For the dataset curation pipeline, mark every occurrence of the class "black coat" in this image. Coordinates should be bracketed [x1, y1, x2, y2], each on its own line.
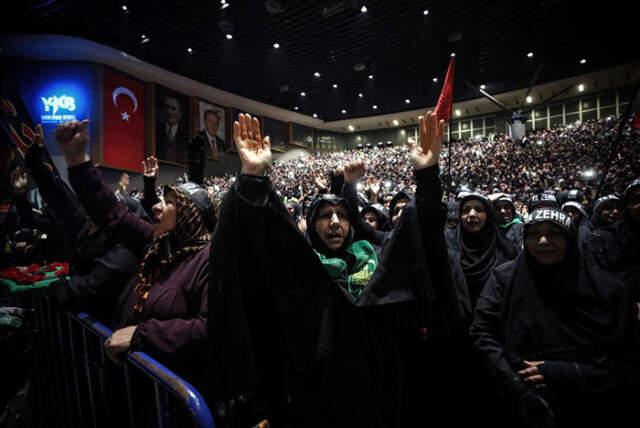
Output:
[208, 165, 471, 427]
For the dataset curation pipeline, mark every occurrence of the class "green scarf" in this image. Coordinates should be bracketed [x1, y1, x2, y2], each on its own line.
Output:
[315, 240, 379, 299]
[499, 217, 523, 229]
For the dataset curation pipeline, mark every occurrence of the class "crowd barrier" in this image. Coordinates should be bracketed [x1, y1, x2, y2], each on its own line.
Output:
[28, 294, 215, 428]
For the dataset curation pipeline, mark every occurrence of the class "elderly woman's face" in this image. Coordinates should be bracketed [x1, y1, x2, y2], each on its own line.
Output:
[315, 203, 350, 251]
[152, 191, 178, 237]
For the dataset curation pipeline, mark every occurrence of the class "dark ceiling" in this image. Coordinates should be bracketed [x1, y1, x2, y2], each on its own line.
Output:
[8, 0, 639, 121]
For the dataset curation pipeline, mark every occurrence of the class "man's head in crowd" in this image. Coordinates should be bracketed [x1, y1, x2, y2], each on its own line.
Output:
[460, 194, 491, 234]
[524, 208, 574, 266]
[204, 110, 221, 137]
[162, 96, 182, 126]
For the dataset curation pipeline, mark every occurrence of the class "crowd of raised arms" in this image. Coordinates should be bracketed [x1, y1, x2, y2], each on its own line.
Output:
[1, 110, 639, 428]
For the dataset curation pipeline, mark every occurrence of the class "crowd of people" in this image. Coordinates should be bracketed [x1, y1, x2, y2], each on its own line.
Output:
[0, 110, 639, 427]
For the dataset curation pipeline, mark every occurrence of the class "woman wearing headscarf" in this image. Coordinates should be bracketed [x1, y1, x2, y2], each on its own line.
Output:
[54, 120, 214, 389]
[446, 193, 518, 308]
[583, 194, 624, 247]
[209, 112, 470, 427]
[471, 207, 640, 427]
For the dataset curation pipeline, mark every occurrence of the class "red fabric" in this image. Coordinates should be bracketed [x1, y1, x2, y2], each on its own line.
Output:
[102, 68, 145, 172]
[632, 111, 640, 130]
[434, 57, 456, 123]
[0, 262, 69, 284]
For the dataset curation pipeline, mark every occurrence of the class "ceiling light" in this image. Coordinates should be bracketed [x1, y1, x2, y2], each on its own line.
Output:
[358, 93, 364, 98]
[423, 9, 429, 15]
[578, 84, 585, 92]
[368, 74, 374, 79]
[221, 2, 229, 9]
[341, 109, 347, 114]
[433, 77, 438, 83]
[187, 48, 193, 53]
[141, 34, 146, 39]
[141, 37, 150, 44]
[480, 84, 486, 90]
[273, 43, 280, 49]
[300, 91, 306, 97]
[450, 52, 456, 57]
[526, 96, 533, 103]
[294, 106, 299, 110]
[332, 83, 338, 88]
[348, 125, 355, 131]
[372, 105, 378, 110]
[314, 72, 321, 77]
[527, 52, 534, 58]
[392, 119, 399, 126]
[121, 5, 128, 11]
[361, 5, 368, 13]
[313, 113, 318, 118]
[405, 99, 410, 104]
[226, 33, 233, 40]
[580, 58, 587, 64]
[455, 109, 461, 117]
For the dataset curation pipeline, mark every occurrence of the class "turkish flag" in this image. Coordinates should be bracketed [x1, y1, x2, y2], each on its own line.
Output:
[434, 56, 456, 123]
[103, 68, 145, 172]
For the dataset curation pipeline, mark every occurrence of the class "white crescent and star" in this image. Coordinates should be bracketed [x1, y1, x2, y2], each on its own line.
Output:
[112, 86, 138, 122]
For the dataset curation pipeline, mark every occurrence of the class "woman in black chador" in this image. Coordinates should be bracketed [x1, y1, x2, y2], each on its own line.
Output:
[471, 207, 640, 427]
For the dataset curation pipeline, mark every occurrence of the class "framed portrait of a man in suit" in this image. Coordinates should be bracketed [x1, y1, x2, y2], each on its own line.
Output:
[156, 86, 189, 164]
[197, 100, 227, 160]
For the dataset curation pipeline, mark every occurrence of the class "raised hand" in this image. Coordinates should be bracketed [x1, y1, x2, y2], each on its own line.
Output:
[314, 175, 328, 191]
[343, 160, 365, 183]
[55, 119, 90, 167]
[409, 111, 445, 170]
[234, 113, 271, 176]
[10, 166, 28, 195]
[142, 156, 159, 179]
[368, 177, 381, 195]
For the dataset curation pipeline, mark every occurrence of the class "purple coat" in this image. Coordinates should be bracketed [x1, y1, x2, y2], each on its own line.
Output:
[68, 162, 209, 384]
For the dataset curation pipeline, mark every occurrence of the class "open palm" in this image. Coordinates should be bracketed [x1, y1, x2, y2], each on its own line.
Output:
[409, 111, 445, 170]
[234, 113, 272, 175]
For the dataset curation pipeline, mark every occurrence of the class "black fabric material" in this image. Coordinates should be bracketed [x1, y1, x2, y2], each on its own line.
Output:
[448, 195, 518, 307]
[471, 240, 640, 426]
[208, 166, 470, 427]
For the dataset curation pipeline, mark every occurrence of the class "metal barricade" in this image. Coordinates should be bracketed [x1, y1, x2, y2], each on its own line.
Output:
[30, 294, 215, 428]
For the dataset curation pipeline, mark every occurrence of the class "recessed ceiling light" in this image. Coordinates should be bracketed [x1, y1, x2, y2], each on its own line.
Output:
[354, 63, 366, 71]
[358, 93, 364, 98]
[423, 9, 429, 15]
[405, 99, 410, 104]
[226, 33, 233, 40]
[433, 77, 438, 83]
[372, 105, 378, 110]
[273, 43, 280, 49]
[392, 119, 399, 126]
[141, 34, 146, 39]
[294, 106, 299, 110]
[341, 109, 347, 114]
[361, 5, 368, 13]
[527, 52, 534, 58]
[480, 84, 486, 90]
[141, 37, 150, 44]
[348, 125, 355, 131]
[313, 113, 318, 118]
[580, 58, 587, 64]
[121, 5, 128, 11]
[368, 74, 374, 79]
[450, 52, 456, 57]
[314, 72, 321, 78]
[455, 109, 462, 117]
[526, 96, 533, 103]
[300, 91, 306, 97]
[332, 83, 338, 88]
[578, 83, 585, 92]
[187, 48, 193, 53]
[221, 2, 229, 9]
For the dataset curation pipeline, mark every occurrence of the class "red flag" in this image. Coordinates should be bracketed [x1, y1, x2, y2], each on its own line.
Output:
[103, 68, 145, 172]
[434, 56, 456, 123]
[632, 111, 640, 130]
